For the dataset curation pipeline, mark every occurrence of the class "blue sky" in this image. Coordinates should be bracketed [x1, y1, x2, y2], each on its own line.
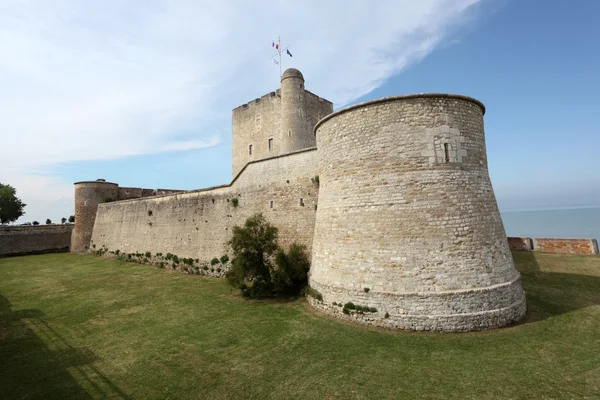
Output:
[1, 0, 599, 223]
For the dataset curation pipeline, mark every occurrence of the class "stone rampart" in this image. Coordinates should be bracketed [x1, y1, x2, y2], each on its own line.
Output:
[508, 237, 534, 251]
[0, 225, 73, 257]
[309, 94, 526, 332]
[90, 149, 320, 262]
[533, 238, 599, 255]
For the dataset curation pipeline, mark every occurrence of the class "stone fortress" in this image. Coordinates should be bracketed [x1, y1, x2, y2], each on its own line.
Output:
[71, 68, 527, 332]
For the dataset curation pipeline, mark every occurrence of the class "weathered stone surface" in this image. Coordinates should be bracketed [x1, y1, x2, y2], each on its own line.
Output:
[89, 149, 320, 261]
[508, 237, 533, 251]
[231, 71, 332, 178]
[308, 94, 527, 331]
[534, 238, 599, 255]
[0, 225, 73, 257]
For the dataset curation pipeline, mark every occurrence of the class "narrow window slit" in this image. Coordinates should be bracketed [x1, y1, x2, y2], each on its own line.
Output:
[444, 143, 450, 163]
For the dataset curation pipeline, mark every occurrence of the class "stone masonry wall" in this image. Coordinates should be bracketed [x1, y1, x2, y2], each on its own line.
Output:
[90, 149, 319, 262]
[309, 94, 526, 332]
[508, 237, 534, 251]
[232, 91, 282, 179]
[534, 238, 599, 255]
[0, 225, 73, 257]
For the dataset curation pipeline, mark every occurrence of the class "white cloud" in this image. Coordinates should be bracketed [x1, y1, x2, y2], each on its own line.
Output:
[0, 0, 485, 222]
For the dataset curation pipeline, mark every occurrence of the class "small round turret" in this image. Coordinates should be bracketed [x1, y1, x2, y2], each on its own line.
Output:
[280, 68, 315, 153]
[71, 180, 118, 252]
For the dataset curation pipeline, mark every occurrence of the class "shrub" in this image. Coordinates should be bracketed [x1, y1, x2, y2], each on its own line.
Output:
[172, 255, 179, 264]
[305, 286, 323, 301]
[32, 221, 39, 225]
[226, 213, 278, 298]
[46, 218, 52, 224]
[211, 257, 220, 266]
[220, 255, 229, 264]
[195, 258, 199, 263]
[370, 307, 378, 313]
[385, 312, 390, 319]
[158, 262, 165, 269]
[273, 243, 310, 296]
[68, 215, 75, 223]
[364, 287, 370, 293]
[203, 265, 209, 271]
[127, 254, 132, 259]
[210, 268, 215, 272]
[143, 258, 149, 263]
[165, 253, 173, 260]
[156, 252, 163, 257]
[115, 249, 120, 255]
[312, 175, 319, 184]
[184, 258, 194, 266]
[145, 251, 151, 258]
[231, 198, 239, 207]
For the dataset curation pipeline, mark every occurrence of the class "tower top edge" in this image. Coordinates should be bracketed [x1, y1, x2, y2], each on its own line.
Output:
[314, 93, 486, 134]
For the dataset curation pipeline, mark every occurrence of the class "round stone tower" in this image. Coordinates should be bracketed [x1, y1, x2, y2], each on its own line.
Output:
[280, 68, 316, 153]
[71, 180, 119, 252]
[309, 94, 526, 332]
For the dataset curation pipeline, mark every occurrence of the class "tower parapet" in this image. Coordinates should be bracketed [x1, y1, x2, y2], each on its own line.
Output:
[309, 93, 526, 331]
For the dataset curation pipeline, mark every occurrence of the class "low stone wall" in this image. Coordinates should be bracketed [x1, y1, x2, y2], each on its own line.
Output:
[507, 237, 534, 251]
[533, 238, 599, 255]
[0, 225, 73, 257]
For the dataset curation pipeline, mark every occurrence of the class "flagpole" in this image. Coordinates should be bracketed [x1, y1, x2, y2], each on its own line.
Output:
[278, 35, 282, 78]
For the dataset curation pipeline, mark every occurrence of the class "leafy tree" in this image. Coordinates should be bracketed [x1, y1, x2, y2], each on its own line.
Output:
[68, 215, 75, 223]
[0, 183, 26, 224]
[226, 213, 311, 298]
[32, 221, 39, 225]
[61, 217, 67, 224]
[46, 218, 52, 225]
[227, 213, 279, 298]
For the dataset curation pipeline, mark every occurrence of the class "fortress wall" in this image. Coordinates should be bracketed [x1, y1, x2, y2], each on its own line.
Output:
[90, 149, 319, 260]
[508, 237, 534, 251]
[232, 91, 282, 178]
[533, 238, 599, 255]
[309, 94, 526, 331]
[0, 225, 73, 257]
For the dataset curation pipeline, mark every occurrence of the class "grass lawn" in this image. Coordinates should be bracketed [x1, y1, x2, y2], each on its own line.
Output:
[1, 252, 599, 399]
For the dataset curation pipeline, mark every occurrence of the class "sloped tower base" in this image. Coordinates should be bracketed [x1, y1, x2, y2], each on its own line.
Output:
[309, 94, 526, 332]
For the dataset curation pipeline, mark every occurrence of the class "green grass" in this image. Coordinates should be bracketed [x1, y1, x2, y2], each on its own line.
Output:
[1, 252, 599, 399]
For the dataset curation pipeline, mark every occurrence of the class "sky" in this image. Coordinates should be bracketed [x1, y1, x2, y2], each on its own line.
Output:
[1, 0, 599, 224]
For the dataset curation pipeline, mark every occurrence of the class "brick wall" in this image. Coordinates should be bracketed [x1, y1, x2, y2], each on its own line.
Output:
[534, 238, 599, 255]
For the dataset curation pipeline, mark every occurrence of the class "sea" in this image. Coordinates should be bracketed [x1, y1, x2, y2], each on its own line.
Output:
[500, 206, 600, 239]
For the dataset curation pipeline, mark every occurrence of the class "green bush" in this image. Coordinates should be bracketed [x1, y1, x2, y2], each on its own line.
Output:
[145, 251, 151, 258]
[226, 213, 278, 298]
[115, 249, 120, 255]
[273, 243, 311, 296]
[220, 255, 229, 264]
[304, 286, 323, 301]
[143, 258, 149, 264]
[363, 287, 370, 293]
[211, 257, 220, 266]
[165, 253, 173, 260]
[203, 266, 209, 271]
[384, 312, 390, 318]
[231, 198, 239, 207]
[184, 258, 194, 266]
[226, 213, 311, 299]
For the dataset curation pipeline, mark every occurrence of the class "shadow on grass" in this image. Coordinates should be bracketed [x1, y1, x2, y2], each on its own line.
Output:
[514, 251, 600, 324]
[0, 293, 130, 400]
